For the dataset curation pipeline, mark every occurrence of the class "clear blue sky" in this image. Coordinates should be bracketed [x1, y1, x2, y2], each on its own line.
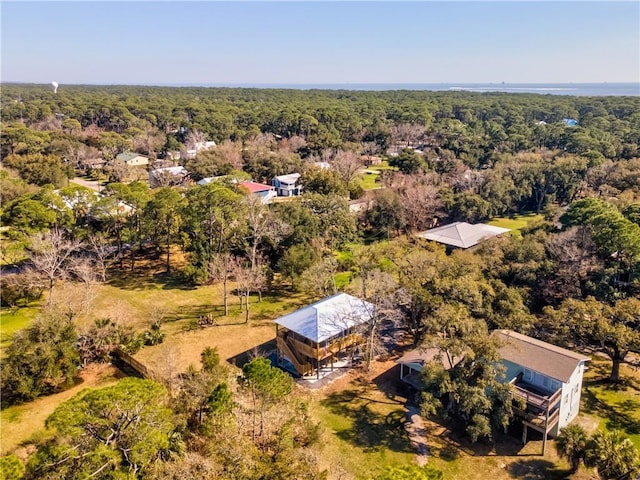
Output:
[1, 1, 639, 85]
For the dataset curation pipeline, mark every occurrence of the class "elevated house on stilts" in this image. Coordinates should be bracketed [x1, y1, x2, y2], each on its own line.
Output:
[274, 293, 374, 380]
[397, 330, 590, 454]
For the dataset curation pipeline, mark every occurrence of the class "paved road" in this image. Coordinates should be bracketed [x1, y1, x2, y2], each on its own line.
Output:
[70, 177, 102, 192]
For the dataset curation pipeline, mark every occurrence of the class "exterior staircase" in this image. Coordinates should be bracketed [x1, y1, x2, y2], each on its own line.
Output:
[277, 336, 313, 376]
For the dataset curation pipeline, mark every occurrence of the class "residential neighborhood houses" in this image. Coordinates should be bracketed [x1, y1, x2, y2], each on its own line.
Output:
[149, 165, 190, 188]
[272, 172, 302, 197]
[238, 180, 278, 203]
[115, 151, 149, 167]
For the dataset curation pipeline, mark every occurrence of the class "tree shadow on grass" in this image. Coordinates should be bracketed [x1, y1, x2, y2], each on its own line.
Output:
[582, 387, 640, 435]
[226, 339, 277, 368]
[320, 387, 414, 453]
[506, 459, 569, 480]
[107, 269, 196, 291]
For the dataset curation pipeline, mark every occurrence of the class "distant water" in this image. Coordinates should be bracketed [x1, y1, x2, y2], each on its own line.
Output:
[166, 82, 640, 96]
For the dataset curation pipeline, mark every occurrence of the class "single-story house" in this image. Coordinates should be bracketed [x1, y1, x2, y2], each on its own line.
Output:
[415, 222, 510, 249]
[274, 293, 374, 379]
[238, 181, 277, 204]
[149, 166, 190, 188]
[272, 173, 302, 197]
[397, 330, 590, 454]
[116, 152, 149, 167]
[397, 348, 461, 390]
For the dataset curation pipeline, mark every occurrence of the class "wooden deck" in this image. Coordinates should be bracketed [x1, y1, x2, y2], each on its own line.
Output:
[276, 329, 364, 378]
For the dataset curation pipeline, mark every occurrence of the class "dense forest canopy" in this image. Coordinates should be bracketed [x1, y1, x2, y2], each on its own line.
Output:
[1, 84, 639, 479]
[2, 83, 640, 162]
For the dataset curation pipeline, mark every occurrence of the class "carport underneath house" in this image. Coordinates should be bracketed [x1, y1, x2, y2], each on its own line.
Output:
[273, 293, 374, 380]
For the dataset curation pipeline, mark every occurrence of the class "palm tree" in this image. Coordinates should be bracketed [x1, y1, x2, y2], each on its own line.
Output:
[555, 424, 588, 473]
[584, 430, 639, 480]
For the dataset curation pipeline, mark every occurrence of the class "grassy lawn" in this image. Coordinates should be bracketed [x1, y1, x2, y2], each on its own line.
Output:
[487, 212, 543, 235]
[310, 365, 416, 479]
[0, 305, 40, 348]
[579, 357, 640, 449]
[309, 362, 579, 480]
[0, 364, 123, 454]
[357, 170, 381, 190]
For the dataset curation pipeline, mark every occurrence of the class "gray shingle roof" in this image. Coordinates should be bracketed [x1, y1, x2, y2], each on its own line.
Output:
[494, 330, 590, 383]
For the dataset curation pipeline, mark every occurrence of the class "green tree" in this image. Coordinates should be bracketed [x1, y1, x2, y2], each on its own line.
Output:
[0, 455, 26, 480]
[1, 196, 58, 234]
[278, 244, 318, 288]
[562, 198, 640, 269]
[584, 430, 639, 480]
[174, 347, 229, 431]
[26, 378, 174, 480]
[144, 187, 186, 273]
[544, 296, 640, 382]
[301, 167, 348, 197]
[1, 315, 79, 405]
[240, 357, 293, 442]
[419, 313, 521, 441]
[3, 153, 73, 187]
[555, 424, 588, 473]
[182, 183, 242, 282]
[389, 148, 426, 174]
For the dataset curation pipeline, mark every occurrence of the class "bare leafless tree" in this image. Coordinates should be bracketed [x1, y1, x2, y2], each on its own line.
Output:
[298, 256, 339, 299]
[132, 124, 166, 158]
[332, 150, 364, 185]
[185, 129, 208, 150]
[390, 123, 425, 147]
[361, 141, 380, 157]
[30, 229, 81, 305]
[232, 259, 266, 324]
[104, 158, 130, 183]
[208, 252, 235, 316]
[452, 169, 485, 194]
[357, 270, 408, 371]
[215, 140, 243, 170]
[543, 226, 604, 302]
[397, 175, 445, 232]
[88, 234, 116, 283]
[70, 257, 99, 314]
[243, 196, 290, 271]
[279, 135, 307, 153]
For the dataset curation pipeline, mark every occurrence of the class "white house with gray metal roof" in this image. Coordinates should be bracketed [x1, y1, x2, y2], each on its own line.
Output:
[397, 329, 590, 453]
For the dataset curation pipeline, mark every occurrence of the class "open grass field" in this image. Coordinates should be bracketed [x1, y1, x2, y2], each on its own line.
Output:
[487, 213, 544, 235]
